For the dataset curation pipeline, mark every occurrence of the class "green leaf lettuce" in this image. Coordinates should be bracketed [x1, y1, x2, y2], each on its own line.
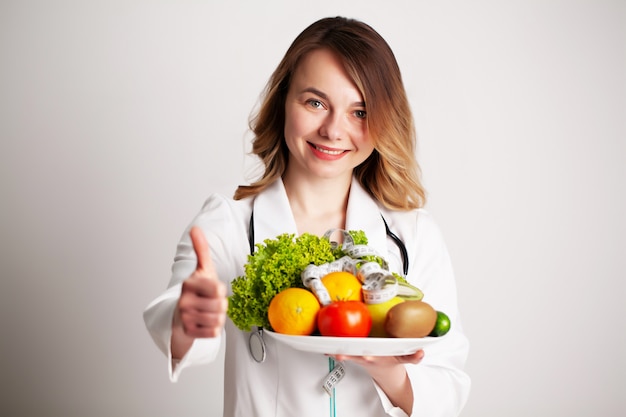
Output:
[227, 231, 369, 331]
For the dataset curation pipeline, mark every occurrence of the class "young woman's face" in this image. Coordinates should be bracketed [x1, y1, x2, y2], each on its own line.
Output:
[283, 48, 374, 182]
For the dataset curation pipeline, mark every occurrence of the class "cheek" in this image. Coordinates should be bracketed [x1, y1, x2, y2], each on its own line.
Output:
[354, 136, 375, 166]
[283, 114, 306, 158]
[356, 132, 375, 154]
[284, 105, 302, 139]
[285, 107, 318, 143]
[283, 118, 299, 154]
[362, 138, 375, 153]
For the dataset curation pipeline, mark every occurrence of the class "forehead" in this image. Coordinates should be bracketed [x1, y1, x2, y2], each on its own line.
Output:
[290, 48, 361, 96]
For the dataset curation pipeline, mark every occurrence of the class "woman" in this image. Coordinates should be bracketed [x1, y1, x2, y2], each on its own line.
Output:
[144, 16, 470, 417]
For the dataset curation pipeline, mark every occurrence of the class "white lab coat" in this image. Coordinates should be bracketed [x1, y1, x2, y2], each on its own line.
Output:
[144, 178, 471, 417]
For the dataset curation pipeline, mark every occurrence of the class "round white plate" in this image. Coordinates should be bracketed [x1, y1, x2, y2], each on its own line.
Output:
[264, 330, 441, 356]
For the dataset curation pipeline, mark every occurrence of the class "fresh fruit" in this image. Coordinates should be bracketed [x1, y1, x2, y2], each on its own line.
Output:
[396, 279, 424, 300]
[317, 300, 372, 337]
[268, 288, 321, 335]
[366, 296, 404, 337]
[429, 311, 451, 337]
[321, 271, 363, 302]
[384, 300, 437, 338]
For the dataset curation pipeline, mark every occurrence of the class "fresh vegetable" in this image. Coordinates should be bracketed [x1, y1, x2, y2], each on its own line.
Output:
[385, 300, 437, 338]
[317, 300, 372, 337]
[228, 231, 368, 331]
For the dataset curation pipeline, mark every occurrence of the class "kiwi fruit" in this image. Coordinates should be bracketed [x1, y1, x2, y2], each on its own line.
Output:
[384, 300, 437, 338]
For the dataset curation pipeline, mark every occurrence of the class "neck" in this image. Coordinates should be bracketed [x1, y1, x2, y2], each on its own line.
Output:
[282, 173, 352, 235]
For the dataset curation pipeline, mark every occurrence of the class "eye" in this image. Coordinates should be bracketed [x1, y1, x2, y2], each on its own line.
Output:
[354, 110, 367, 119]
[306, 99, 324, 109]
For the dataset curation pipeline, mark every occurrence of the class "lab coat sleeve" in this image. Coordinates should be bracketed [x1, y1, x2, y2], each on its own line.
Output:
[143, 194, 248, 382]
[143, 282, 222, 382]
[407, 210, 471, 417]
[375, 209, 471, 417]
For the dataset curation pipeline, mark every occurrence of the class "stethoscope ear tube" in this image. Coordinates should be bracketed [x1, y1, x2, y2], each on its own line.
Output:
[380, 215, 409, 276]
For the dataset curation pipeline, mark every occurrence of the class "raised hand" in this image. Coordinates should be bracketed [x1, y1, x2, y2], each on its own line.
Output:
[175, 226, 228, 339]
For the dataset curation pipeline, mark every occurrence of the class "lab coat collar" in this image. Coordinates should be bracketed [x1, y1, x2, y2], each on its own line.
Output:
[345, 178, 388, 258]
[252, 179, 298, 245]
[252, 177, 387, 257]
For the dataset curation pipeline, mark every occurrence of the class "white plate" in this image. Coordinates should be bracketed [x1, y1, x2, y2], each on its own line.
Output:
[264, 330, 441, 356]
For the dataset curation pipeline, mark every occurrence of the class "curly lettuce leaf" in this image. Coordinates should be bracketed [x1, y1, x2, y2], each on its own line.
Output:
[227, 233, 338, 331]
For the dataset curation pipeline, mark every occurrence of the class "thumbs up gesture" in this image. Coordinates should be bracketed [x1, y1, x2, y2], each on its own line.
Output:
[175, 226, 228, 339]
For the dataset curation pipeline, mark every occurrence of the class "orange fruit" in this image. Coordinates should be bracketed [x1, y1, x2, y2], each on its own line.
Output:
[268, 288, 321, 335]
[321, 271, 363, 302]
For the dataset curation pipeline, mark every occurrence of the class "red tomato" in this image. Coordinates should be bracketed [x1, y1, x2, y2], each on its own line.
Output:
[317, 301, 372, 337]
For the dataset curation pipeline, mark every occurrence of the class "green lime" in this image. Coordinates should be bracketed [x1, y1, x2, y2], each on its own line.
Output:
[429, 311, 451, 337]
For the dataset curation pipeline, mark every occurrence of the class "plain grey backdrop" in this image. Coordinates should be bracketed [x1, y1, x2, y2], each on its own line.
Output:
[1, 0, 624, 416]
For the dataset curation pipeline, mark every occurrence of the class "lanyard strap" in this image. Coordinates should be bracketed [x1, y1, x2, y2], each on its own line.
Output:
[329, 357, 337, 417]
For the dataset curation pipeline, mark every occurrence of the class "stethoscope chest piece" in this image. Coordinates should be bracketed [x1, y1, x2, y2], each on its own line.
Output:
[248, 327, 266, 363]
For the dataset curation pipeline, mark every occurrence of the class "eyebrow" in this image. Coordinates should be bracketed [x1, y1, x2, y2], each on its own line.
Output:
[301, 87, 366, 108]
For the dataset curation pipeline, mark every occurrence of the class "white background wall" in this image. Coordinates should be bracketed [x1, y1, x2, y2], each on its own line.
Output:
[1, 1, 624, 416]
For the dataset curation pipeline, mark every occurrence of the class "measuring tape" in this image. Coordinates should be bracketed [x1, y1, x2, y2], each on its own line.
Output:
[301, 229, 399, 306]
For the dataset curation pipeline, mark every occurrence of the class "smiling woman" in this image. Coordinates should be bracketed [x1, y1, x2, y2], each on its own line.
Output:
[234, 17, 425, 211]
[2, 1, 623, 416]
[143, 16, 470, 417]
[283, 48, 374, 183]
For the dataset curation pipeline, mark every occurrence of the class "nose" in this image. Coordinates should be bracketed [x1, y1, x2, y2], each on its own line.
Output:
[319, 111, 345, 141]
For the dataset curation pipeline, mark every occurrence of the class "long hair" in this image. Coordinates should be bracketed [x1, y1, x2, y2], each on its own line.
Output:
[234, 17, 426, 210]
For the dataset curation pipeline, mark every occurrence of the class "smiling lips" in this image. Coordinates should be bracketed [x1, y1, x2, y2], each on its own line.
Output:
[309, 142, 347, 158]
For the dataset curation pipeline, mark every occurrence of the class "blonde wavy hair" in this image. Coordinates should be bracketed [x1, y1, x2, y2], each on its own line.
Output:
[234, 17, 426, 210]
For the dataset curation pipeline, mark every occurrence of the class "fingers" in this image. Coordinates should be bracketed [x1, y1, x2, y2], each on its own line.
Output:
[178, 286, 229, 338]
[178, 226, 227, 338]
[180, 280, 227, 307]
[412, 349, 425, 362]
[182, 274, 227, 299]
[181, 312, 225, 338]
[190, 226, 215, 277]
[180, 299, 227, 337]
[333, 354, 374, 363]
[332, 349, 425, 366]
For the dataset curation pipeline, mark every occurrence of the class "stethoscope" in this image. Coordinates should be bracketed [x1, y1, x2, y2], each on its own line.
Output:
[247, 213, 409, 363]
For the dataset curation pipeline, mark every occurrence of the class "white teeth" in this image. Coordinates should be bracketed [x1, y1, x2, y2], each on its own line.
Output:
[314, 145, 343, 155]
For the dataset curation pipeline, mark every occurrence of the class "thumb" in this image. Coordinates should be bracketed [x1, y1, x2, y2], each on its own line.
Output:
[190, 226, 216, 277]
